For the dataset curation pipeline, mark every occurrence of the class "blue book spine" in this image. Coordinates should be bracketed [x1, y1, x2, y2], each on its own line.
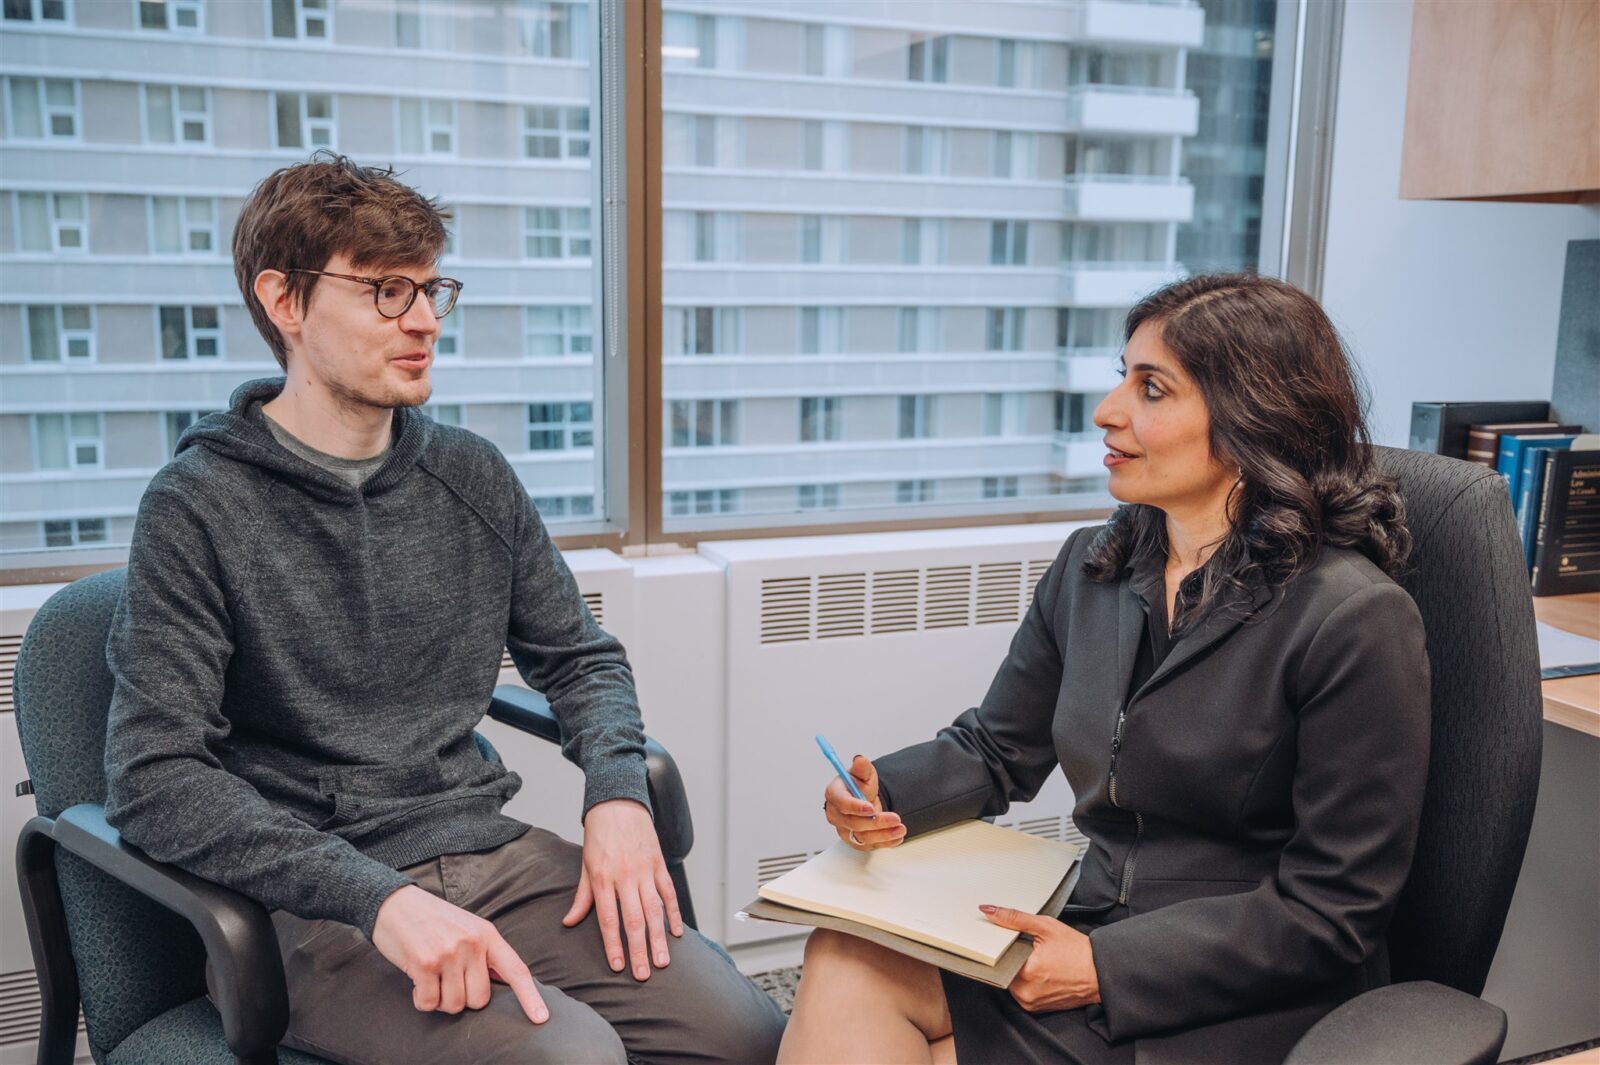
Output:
[1518, 440, 1578, 567]
[1502, 433, 1579, 521]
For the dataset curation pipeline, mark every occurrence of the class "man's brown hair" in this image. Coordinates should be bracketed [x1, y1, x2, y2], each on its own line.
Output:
[232, 151, 450, 368]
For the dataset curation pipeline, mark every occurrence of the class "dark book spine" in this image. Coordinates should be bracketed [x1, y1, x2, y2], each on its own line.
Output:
[1532, 455, 1600, 596]
[1530, 453, 1560, 591]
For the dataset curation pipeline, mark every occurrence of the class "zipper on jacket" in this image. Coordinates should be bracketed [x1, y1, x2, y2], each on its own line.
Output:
[1108, 705, 1127, 806]
[1118, 812, 1144, 906]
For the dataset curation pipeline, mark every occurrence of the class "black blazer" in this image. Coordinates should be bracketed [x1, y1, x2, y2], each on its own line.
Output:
[874, 525, 1431, 1064]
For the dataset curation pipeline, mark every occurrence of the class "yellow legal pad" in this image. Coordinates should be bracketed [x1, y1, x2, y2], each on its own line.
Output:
[754, 820, 1081, 969]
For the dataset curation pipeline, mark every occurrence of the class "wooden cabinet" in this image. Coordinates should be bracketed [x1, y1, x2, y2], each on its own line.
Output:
[1400, 0, 1600, 203]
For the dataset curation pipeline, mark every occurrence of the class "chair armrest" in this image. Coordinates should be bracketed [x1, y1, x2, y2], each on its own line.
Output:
[488, 686, 694, 864]
[1283, 981, 1506, 1065]
[50, 804, 289, 1064]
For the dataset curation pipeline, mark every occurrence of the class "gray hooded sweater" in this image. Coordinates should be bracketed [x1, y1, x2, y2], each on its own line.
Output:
[104, 378, 649, 936]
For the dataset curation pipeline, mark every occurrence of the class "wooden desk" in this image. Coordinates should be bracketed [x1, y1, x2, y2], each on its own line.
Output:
[1534, 592, 1600, 738]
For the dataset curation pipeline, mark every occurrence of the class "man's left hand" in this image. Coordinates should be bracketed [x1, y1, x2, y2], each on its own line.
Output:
[562, 798, 684, 981]
[981, 904, 1101, 1012]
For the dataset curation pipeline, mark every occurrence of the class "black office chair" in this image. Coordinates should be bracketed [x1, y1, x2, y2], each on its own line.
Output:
[1283, 446, 1544, 1065]
[12, 568, 697, 1065]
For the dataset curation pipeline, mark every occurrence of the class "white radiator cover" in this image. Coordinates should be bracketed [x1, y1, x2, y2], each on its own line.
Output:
[701, 521, 1095, 946]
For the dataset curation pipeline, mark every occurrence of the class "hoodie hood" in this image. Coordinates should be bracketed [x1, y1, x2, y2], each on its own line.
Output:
[176, 377, 432, 504]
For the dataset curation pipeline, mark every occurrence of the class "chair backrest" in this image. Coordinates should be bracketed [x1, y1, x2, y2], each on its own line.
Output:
[13, 568, 210, 1060]
[1373, 446, 1543, 994]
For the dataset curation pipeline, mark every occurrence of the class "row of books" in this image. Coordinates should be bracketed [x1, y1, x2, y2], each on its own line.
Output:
[1410, 400, 1598, 597]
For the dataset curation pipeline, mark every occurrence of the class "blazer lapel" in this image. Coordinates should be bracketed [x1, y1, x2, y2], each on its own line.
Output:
[1139, 582, 1274, 696]
[1114, 578, 1146, 707]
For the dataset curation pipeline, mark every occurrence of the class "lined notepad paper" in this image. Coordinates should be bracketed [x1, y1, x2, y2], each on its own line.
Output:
[757, 820, 1080, 966]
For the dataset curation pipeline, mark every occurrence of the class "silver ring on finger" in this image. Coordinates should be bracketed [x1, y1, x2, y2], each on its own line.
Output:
[848, 830, 863, 846]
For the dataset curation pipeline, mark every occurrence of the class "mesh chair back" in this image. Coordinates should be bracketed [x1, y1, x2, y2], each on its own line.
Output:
[13, 569, 209, 1060]
[1374, 446, 1543, 994]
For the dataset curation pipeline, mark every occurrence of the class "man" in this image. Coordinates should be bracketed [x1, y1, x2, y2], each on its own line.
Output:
[103, 154, 785, 1064]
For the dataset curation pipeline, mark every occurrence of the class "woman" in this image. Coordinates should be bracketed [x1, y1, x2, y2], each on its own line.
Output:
[778, 274, 1430, 1065]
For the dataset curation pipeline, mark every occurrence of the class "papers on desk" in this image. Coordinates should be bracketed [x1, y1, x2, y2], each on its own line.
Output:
[1537, 620, 1600, 680]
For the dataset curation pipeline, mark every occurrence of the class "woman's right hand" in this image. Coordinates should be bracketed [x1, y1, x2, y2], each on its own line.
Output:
[823, 755, 906, 851]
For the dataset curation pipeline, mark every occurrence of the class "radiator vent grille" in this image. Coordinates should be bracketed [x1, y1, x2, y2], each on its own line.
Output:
[0, 634, 22, 714]
[0, 969, 84, 1048]
[992, 814, 1089, 851]
[755, 851, 822, 886]
[758, 560, 1053, 644]
[498, 591, 605, 671]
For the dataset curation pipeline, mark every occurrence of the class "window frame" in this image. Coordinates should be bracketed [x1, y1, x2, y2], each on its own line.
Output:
[397, 96, 457, 156]
[32, 411, 104, 472]
[155, 304, 224, 360]
[5, 0, 71, 23]
[142, 83, 211, 145]
[136, 0, 204, 32]
[267, 0, 332, 42]
[271, 90, 337, 151]
[25, 304, 96, 363]
[4, 76, 81, 141]
[148, 195, 219, 256]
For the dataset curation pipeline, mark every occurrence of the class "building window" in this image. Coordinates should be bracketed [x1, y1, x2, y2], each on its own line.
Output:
[525, 305, 593, 356]
[1057, 306, 1122, 350]
[900, 218, 944, 265]
[669, 489, 738, 516]
[422, 403, 463, 426]
[897, 395, 937, 439]
[5, 0, 69, 22]
[527, 402, 593, 450]
[903, 126, 946, 176]
[668, 399, 739, 448]
[986, 308, 1026, 351]
[273, 92, 335, 150]
[524, 105, 590, 159]
[799, 215, 845, 265]
[150, 196, 218, 254]
[5, 77, 78, 140]
[799, 397, 841, 442]
[992, 130, 1037, 179]
[996, 40, 1037, 89]
[982, 476, 1020, 499]
[138, 0, 202, 30]
[34, 412, 103, 470]
[667, 306, 739, 356]
[16, 191, 86, 252]
[983, 393, 1027, 436]
[799, 307, 843, 355]
[42, 518, 108, 547]
[163, 409, 217, 455]
[675, 113, 738, 167]
[691, 211, 740, 262]
[802, 23, 849, 78]
[906, 34, 948, 83]
[533, 495, 596, 519]
[523, 206, 591, 259]
[897, 307, 939, 353]
[434, 306, 463, 358]
[395, 0, 454, 49]
[990, 221, 1029, 266]
[269, 0, 329, 40]
[662, 12, 739, 70]
[896, 480, 935, 504]
[517, 0, 588, 60]
[398, 98, 455, 155]
[797, 483, 840, 509]
[143, 84, 210, 144]
[158, 306, 222, 359]
[1054, 392, 1088, 434]
[26, 305, 94, 362]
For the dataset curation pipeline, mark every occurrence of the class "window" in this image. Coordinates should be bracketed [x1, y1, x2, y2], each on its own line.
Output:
[527, 402, 594, 450]
[5, 77, 78, 140]
[982, 475, 1020, 499]
[799, 307, 843, 355]
[799, 396, 841, 442]
[897, 307, 939, 353]
[435, 307, 462, 358]
[662, 12, 739, 70]
[896, 480, 935, 504]
[897, 395, 937, 439]
[42, 518, 108, 547]
[900, 218, 944, 265]
[16, 192, 86, 252]
[797, 484, 840, 509]
[524, 106, 590, 159]
[989, 221, 1029, 266]
[906, 34, 948, 83]
[516, 0, 588, 60]
[158, 306, 222, 359]
[26, 305, 94, 362]
[270, 0, 329, 40]
[1055, 392, 1088, 434]
[669, 489, 739, 516]
[274, 92, 335, 150]
[525, 305, 593, 356]
[423, 403, 463, 426]
[799, 215, 845, 265]
[992, 130, 1037, 179]
[675, 114, 737, 168]
[524, 207, 591, 259]
[903, 126, 946, 175]
[802, 23, 850, 78]
[986, 308, 1027, 351]
[667, 307, 740, 356]
[150, 196, 217, 254]
[533, 495, 596, 519]
[398, 98, 455, 155]
[138, 0, 202, 30]
[1057, 307, 1122, 350]
[983, 393, 1027, 436]
[675, 211, 739, 262]
[395, 0, 454, 50]
[668, 399, 739, 448]
[144, 84, 210, 144]
[5, 0, 68, 21]
[164, 409, 217, 455]
[996, 40, 1037, 89]
[34, 412, 103, 470]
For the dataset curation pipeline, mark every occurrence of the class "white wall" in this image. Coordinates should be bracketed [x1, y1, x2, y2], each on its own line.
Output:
[1319, 0, 1600, 447]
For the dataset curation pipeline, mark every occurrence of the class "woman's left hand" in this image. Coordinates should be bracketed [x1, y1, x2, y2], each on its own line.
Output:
[980, 904, 1101, 1012]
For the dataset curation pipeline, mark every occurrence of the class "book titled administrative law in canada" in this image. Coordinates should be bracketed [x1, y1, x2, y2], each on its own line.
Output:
[743, 820, 1080, 988]
[1530, 448, 1600, 596]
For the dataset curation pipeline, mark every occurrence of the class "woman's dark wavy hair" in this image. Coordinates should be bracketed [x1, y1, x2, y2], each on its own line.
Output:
[1082, 273, 1411, 631]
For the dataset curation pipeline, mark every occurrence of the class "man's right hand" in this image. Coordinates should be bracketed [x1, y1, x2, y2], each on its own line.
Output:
[371, 885, 549, 1023]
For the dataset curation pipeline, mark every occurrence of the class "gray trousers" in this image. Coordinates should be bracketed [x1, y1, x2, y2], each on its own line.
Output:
[266, 827, 787, 1065]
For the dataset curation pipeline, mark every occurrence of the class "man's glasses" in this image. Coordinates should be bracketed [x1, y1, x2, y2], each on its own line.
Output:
[287, 269, 462, 320]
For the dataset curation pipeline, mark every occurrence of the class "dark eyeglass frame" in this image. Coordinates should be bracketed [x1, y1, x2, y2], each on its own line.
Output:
[285, 268, 463, 320]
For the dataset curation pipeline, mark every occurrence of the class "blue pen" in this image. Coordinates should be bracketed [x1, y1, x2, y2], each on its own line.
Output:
[816, 733, 871, 809]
